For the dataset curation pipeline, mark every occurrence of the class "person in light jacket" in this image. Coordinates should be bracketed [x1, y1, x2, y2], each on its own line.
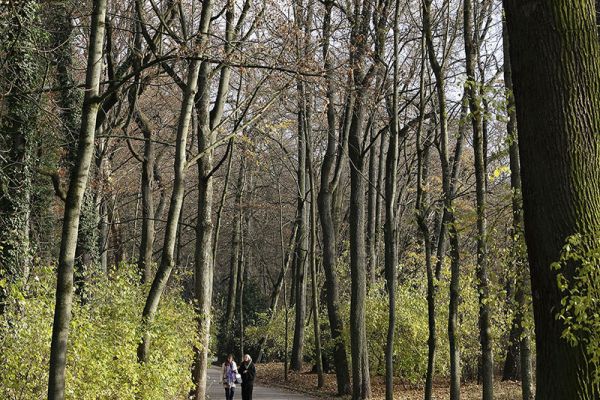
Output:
[239, 354, 256, 400]
[222, 354, 238, 400]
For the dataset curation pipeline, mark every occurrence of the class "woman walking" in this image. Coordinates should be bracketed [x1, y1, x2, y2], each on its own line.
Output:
[222, 354, 239, 400]
[239, 354, 256, 400]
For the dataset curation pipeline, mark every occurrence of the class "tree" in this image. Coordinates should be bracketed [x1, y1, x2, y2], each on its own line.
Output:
[47, 0, 108, 397]
[504, 1, 600, 398]
[464, 0, 493, 397]
[316, 0, 351, 393]
[0, 0, 41, 309]
[501, 17, 533, 400]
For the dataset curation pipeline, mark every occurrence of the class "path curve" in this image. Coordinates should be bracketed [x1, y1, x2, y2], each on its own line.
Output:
[206, 366, 318, 399]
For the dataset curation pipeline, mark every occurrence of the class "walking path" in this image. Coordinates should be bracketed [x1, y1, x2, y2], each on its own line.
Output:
[206, 366, 317, 399]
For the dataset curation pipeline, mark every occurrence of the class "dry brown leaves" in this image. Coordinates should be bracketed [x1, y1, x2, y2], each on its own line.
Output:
[254, 363, 523, 400]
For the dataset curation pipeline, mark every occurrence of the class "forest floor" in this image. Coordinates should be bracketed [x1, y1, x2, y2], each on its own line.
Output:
[255, 363, 523, 400]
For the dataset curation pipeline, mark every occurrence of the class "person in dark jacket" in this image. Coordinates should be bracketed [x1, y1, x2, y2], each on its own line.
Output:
[239, 354, 256, 400]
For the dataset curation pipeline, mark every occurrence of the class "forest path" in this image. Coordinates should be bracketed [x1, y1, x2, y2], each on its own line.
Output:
[206, 366, 318, 399]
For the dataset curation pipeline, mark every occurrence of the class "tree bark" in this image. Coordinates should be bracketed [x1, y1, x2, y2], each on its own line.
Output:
[501, 19, 533, 399]
[47, 0, 107, 397]
[191, 0, 234, 393]
[503, 1, 600, 398]
[316, 1, 352, 393]
[0, 0, 40, 308]
[222, 154, 246, 357]
[464, 1, 493, 398]
[136, 111, 156, 284]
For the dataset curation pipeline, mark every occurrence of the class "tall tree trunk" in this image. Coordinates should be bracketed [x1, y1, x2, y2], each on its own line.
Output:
[222, 154, 246, 357]
[136, 111, 156, 284]
[290, 80, 308, 371]
[502, 2, 600, 398]
[316, 1, 351, 393]
[47, 0, 108, 397]
[191, 0, 233, 392]
[347, 0, 373, 396]
[137, 57, 203, 363]
[366, 125, 379, 286]
[464, 1, 493, 398]
[384, 3, 401, 397]
[421, 1, 452, 396]
[307, 130, 324, 388]
[501, 18, 533, 399]
[447, 100, 467, 400]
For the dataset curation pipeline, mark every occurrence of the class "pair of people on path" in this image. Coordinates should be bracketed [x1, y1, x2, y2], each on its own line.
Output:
[222, 353, 256, 400]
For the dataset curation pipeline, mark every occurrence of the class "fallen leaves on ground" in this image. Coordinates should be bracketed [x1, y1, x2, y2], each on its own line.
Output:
[254, 363, 523, 399]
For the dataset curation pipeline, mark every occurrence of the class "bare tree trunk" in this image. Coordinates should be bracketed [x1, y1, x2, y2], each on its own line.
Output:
[384, 3, 401, 397]
[47, 0, 107, 397]
[290, 80, 308, 371]
[502, 17, 533, 400]
[316, 1, 351, 393]
[191, 0, 234, 392]
[137, 56, 203, 363]
[307, 131, 324, 388]
[366, 125, 379, 286]
[464, 1, 493, 398]
[347, 0, 373, 396]
[136, 111, 156, 284]
[222, 154, 246, 357]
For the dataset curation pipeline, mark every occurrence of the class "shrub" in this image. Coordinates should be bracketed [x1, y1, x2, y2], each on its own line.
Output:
[0, 265, 197, 400]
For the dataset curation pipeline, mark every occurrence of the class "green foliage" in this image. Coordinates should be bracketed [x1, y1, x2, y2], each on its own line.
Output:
[0, 265, 197, 400]
[551, 234, 600, 388]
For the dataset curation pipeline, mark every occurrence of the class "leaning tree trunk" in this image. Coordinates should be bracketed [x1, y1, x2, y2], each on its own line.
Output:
[47, 0, 108, 397]
[504, 1, 600, 398]
[137, 57, 203, 363]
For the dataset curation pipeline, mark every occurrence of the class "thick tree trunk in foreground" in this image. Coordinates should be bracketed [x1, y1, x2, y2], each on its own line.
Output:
[504, 1, 600, 398]
[47, 0, 108, 397]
